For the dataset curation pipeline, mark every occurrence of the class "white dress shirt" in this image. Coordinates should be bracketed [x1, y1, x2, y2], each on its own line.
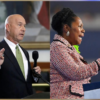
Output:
[4, 37, 28, 81]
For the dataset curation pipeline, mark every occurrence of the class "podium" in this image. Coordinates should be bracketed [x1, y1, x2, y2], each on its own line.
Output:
[83, 82, 100, 99]
[24, 92, 50, 99]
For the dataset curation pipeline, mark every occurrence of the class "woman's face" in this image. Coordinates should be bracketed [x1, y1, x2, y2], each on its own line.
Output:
[69, 17, 85, 45]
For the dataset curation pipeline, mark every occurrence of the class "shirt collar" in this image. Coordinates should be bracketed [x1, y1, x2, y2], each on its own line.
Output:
[4, 37, 19, 49]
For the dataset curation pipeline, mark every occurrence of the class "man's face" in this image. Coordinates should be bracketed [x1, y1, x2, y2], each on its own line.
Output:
[6, 15, 26, 44]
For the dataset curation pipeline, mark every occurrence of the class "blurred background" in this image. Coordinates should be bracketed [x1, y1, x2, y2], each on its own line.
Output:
[50, 1, 100, 83]
[0, 1, 50, 95]
[0, 1, 50, 42]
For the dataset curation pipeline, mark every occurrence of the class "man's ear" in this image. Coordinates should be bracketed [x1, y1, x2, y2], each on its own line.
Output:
[6, 24, 10, 33]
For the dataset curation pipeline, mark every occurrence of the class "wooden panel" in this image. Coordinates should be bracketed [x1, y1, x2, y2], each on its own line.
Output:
[30, 62, 50, 72]
[20, 42, 50, 50]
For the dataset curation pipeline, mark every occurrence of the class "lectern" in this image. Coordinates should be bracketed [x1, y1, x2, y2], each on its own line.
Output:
[83, 82, 100, 99]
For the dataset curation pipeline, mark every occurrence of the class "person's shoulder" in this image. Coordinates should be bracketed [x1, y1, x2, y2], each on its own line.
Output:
[0, 39, 5, 43]
[0, 39, 5, 48]
[50, 40, 67, 51]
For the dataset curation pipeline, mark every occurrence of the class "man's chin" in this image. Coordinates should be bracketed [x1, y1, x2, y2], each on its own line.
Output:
[19, 37, 24, 41]
[18, 39, 23, 43]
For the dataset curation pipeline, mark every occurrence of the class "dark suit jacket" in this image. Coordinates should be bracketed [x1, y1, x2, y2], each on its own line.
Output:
[0, 40, 36, 98]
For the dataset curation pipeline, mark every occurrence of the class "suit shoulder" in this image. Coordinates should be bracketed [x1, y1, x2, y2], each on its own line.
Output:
[0, 40, 5, 49]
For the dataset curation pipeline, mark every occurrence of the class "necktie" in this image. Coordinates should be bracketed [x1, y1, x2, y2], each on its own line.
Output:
[16, 45, 25, 78]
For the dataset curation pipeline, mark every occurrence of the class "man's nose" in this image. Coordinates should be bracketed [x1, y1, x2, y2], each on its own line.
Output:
[22, 26, 26, 32]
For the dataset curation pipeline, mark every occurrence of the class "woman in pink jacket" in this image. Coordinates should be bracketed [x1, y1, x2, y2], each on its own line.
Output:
[50, 8, 100, 99]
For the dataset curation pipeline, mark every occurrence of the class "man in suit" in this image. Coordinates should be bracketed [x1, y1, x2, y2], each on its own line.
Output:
[0, 14, 41, 98]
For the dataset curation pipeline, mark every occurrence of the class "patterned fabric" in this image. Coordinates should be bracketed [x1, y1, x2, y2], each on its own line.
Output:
[50, 34, 100, 99]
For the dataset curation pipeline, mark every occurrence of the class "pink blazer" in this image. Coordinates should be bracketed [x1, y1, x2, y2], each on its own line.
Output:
[50, 34, 100, 99]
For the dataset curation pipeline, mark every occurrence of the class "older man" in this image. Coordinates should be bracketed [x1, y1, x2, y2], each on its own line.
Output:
[0, 14, 41, 98]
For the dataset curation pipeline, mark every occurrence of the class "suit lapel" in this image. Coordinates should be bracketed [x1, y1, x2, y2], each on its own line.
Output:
[0, 40, 25, 81]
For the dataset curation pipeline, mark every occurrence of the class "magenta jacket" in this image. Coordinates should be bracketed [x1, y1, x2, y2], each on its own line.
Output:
[50, 34, 100, 99]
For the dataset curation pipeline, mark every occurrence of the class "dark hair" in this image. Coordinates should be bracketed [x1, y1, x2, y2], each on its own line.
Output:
[51, 8, 77, 35]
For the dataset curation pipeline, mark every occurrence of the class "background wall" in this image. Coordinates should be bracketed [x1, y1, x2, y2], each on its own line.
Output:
[28, 50, 50, 62]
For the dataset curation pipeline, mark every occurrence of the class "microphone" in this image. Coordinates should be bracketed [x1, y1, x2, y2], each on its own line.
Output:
[32, 51, 50, 85]
[32, 51, 40, 77]
[32, 51, 39, 67]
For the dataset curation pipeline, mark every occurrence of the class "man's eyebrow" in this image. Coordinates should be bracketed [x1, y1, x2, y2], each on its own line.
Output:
[18, 22, 26, 26]
[18, 22, 22, 24]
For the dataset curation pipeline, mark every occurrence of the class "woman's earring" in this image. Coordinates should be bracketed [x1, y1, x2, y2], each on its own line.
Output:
[66, 31, 70, 36]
